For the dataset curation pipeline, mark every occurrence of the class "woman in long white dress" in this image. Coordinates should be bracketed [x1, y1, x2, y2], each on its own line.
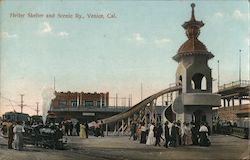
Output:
[80, 124, 86, 139]
[146, 123, 155, 145]
[13, 121, 25, 150]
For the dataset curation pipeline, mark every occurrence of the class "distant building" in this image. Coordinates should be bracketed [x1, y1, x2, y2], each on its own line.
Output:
[51, 91, 109, 108]
[48, 91, 128, 123]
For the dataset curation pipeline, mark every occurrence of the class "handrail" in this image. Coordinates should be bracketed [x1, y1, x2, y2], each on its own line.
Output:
[218, 80, 250, 91]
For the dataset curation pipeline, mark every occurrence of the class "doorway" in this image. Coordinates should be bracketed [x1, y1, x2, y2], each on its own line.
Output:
[193, 110, 206, 125]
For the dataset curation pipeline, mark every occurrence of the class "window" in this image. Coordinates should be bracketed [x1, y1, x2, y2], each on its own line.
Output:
[59, 100, 67, 106]
[85, 101, 93, 107]
[71, 100, 77, 107]
[179, 75, 182, 86]
[191, 73, 207, 90]
[97, 101, 105, 107]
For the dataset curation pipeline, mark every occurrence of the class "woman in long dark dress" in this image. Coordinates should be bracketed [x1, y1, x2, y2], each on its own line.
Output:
[191, 122, 199, 145]
[170, 122, 178, 147]
[199, 123, 211, 146]
[140, 122, 146, 144]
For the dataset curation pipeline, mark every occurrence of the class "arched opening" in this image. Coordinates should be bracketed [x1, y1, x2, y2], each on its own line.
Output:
[179, 76, 182, 86]
[201, 76, 207, 90]
[179, 75, 183, 94]
[193, 110, 206, 125]
[191, 80, 195, 89]
[191, 73, 207, 90]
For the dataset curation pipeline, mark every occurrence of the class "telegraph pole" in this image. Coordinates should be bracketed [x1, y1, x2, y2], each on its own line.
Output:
[239, 49, 242, 82]
[141, 83, 143, 101]
[19, 94, 26, 113]
[115, 93, 118, 107]
[54, 76, 56, 91]
[217, 60, 220, 90]
[36, 102, 39, 115]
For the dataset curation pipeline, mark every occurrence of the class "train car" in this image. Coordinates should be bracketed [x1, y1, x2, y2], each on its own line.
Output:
[2, 112, 30, 122]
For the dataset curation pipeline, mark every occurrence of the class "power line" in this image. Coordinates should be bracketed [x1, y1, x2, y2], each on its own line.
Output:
[0, 95, 38, 113]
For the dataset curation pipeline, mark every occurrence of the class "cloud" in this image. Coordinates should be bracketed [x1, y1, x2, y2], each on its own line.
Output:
[132, 33, 144, 42]
[232, 9, 247, 21]
[58, 31, 69, 37]
[40, 22, 52, 34]
[214, 12, 224, 18]
[245, 37, 249, 46]
[38, 22, 69, 38]
[125, 33, 145, 44]
[1, 32, 18, 39]
[154, 38, 171, 47]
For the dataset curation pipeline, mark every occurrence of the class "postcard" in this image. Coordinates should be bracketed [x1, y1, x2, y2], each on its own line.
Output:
[0, 1, 249, 160]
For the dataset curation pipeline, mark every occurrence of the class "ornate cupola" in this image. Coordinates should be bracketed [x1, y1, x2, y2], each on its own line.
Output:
[173, 3, 214, 94]
[173, 3, 214, 62]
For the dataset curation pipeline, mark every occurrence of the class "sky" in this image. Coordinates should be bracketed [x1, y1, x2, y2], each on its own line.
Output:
[0, 0, 249, 116]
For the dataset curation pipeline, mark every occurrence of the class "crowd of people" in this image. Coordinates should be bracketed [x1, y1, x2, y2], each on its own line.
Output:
[129, 120, 211, 148]
[1, 120, 25, 150]
[1, 118, 211, 151]
[60, 120, 88, 137]
[55, 120, 105, 138]
[0, 118, 108, 151]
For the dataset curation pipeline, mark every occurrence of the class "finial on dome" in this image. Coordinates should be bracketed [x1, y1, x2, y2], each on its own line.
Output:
[191, 3, 196, 21]
[191, 3, 195, 8]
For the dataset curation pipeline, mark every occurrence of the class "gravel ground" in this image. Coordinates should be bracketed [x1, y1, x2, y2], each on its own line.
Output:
[0, 134, 249, 160]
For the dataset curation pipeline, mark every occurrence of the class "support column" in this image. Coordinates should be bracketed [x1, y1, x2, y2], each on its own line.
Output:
[106, 123, 108, 136]
[223, 99, 226, 107]
[100, 96, 102, 108]
[144, 107, 148, 128]
[114, 122, 117, 134]
[162, 95, 164, 107]
[239, 97, 242, 105]
[232, 97, 235, 109]
[121, 119, 124, 135]
[104, 93, 106, 107]
[227, 99, 230, 107]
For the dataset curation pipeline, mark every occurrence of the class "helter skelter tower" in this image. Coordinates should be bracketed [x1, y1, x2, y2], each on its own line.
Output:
[172, 3, 220, 128]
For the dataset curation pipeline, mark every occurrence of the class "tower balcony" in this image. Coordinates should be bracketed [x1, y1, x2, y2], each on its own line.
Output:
[182, 93, 220, 106]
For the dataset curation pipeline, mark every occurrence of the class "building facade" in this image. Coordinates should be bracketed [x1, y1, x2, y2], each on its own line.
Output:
[48, 91, 129, 123]
[51, 91, 109, 108]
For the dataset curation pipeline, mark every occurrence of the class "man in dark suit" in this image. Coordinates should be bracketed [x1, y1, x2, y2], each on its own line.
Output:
[7, 120, 14, 149]
[155, 123, 163, 146]
[164, 121, 170, 148]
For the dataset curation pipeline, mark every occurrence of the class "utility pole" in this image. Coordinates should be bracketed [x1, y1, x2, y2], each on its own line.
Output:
[141, 83, 143, 101]
[239, 49, 242, 82]
[131, 94, 132, 107]
[129, 94, 132, 107]
[19, 94, 26, 113]
[54, 76, 56, 91]
[36, 102, 39, 115]
[217, 60, 220, 90]
[115, 93, 118, 107]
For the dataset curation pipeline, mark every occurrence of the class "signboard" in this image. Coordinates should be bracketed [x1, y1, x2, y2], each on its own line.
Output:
[82, 112, 95, 116]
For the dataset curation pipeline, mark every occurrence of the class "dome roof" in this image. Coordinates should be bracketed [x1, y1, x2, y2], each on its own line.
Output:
[173, 3, 214, 62]
[178, 38, 207, 53]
